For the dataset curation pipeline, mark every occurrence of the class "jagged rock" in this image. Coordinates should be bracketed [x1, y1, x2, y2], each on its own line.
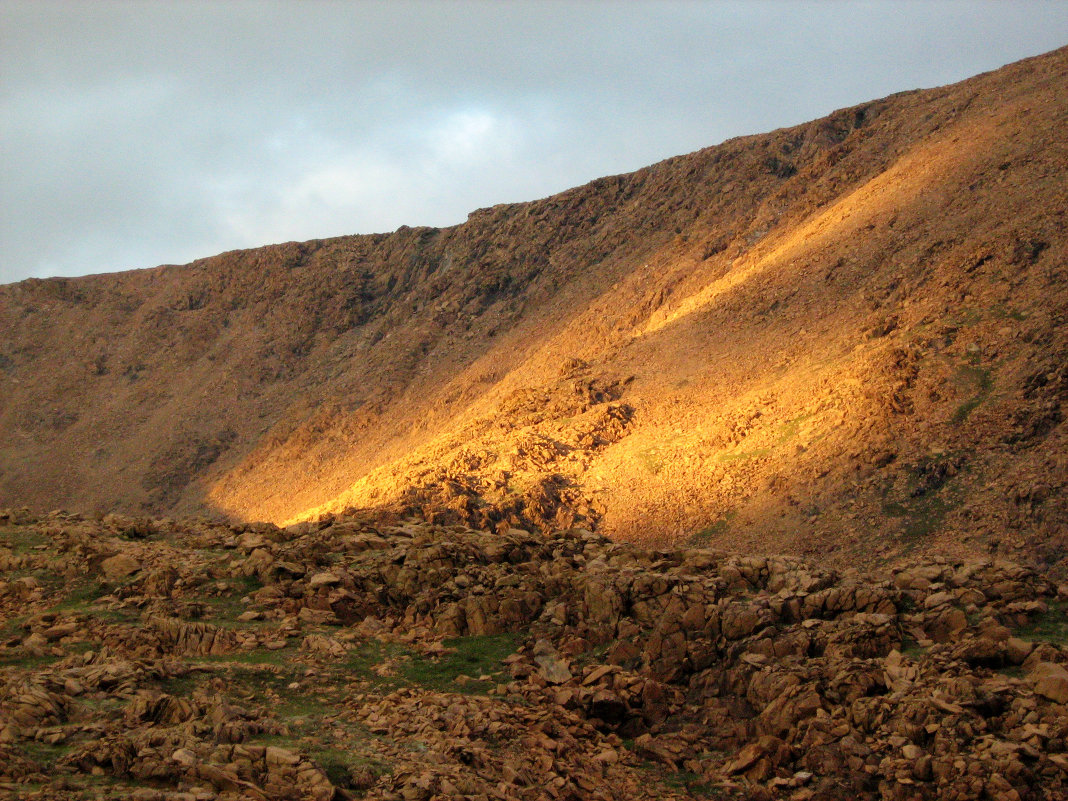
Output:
[308, 571, 341, 589]
[1, 512, 1067, 800]
[301, 634, 347, 657]
[1029, 661, 1068, 703]
[532, 639, 572, 684]
[101, 553, 141, 580]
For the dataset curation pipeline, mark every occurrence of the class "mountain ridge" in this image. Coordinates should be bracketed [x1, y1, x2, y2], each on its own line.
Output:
[1, 45, 1066, 574]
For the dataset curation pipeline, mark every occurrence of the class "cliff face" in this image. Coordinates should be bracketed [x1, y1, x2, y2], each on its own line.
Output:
[1, 47, 1066, 571]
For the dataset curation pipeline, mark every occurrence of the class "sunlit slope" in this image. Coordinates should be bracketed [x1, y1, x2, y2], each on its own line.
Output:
[1, 46, 1065, 569]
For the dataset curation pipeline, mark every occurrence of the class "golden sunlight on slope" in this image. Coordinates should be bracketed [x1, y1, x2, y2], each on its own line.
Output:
[4, 46, 1065, 572]
[637, 113, 1004, 342]
[206, 66, 1066, 571]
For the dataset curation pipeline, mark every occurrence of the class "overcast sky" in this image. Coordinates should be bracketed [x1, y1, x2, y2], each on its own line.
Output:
[2, 1, 1067, 284]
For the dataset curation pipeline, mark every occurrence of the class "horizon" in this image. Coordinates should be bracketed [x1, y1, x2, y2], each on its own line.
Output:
[2, 1, 1068, 285]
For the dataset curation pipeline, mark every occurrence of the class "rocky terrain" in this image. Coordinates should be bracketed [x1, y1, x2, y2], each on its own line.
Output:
[1, 508, 1066, 800]
[1, 47, 1066, 575]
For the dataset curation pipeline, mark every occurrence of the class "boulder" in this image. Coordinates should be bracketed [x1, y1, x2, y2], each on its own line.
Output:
[101, 553, 141, 580]
[1029, 662, 1068, 704]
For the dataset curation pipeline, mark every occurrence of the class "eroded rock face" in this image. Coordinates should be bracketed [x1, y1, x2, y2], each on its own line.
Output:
[0, 508, 1066, 800]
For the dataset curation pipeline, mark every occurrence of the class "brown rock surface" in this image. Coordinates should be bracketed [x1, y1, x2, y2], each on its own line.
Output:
[0, 48, 1066, 580]
[1, 510, 1067, 799]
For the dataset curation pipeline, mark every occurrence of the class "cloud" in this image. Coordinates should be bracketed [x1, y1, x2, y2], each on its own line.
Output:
[2, 1, 1068, 283]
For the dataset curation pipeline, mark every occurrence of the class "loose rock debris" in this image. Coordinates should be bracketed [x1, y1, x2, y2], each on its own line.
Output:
[1, 508, 1066, 799]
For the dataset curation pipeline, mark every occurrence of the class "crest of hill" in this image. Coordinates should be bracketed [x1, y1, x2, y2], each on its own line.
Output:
[1, 45, 1066, 574]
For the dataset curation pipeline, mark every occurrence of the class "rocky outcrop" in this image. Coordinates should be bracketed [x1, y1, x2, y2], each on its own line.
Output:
[1, 509, 1066, 799]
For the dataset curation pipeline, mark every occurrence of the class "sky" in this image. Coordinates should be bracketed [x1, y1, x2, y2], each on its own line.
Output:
[2, 2, 1068, 285]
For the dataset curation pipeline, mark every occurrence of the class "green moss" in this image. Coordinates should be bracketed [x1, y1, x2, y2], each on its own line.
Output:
[400, 632, 521, 693]
[1014, 601, 1068, 645]
[339, 633, 521, 695]
[19, 738, 76, 771]
[953, 308, 983, 327]
[314, 748, 391, 790]
[688, 513, 734, 546]
[714, 447, 771, 463]
[0, 525, 50, 555]
[951, 396, 983, 424]
[951, 364, 994, 424]
[899, 637, 926, 659]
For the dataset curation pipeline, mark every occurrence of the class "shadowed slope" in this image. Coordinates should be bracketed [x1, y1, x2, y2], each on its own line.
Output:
[1, 46, 1066, 571]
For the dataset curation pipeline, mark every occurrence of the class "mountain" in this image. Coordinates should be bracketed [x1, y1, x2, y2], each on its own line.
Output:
[1, 46, 1066, 574]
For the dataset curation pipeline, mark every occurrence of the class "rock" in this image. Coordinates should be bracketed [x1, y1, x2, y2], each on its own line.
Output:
[1005, 637, 1033, 664]
[301, 634, 347, 657]
[533, 639, 572, 684]
[2, 513, 1067, 799]
[172, 748, 197, 768]
[101, 553, 141, 580]
[925, 606, 968, 642]
[298, 607, 338, 625]
[265, 746, 301, 766]
[43, 622, 79, 641]
[1029, 662, 1068, 704]
[308, 572, 340, 588]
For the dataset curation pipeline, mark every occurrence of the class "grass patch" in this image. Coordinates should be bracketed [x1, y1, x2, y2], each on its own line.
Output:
[18, 739, 76, 771]
[992, 304, 1027, 321]
[773, 413, 816, 446]
[314, 747, 391, 790]
[401, 632, 521, 692]
[634, 432, 689, 475]
[688, 513, 734, 546]
[0, 612, 29, 643]
[714, 447, 771, 463]
[1014, 601, 1068, 645]
[0, 650, 64, 669]
[155, 670, 203, 697]
[631, 756, 723, 798]
[952, 308, 983, 327]
[52, 579, 109, 612]
[0, 525, 50, 555]
[235, 574, 265, 594]
[951, 364, 994, 424]
[901, 494, 957, 539]
[249, 732, 392, 792]
[881, 455, 969, 541]
[899, 637, 926, 659]
[340, 633, 521, 695]
[951, 396, 984, 424]
[662, 769, 722, 798]
[200, 643, 300, 666]
[997, 664, 1026, 679]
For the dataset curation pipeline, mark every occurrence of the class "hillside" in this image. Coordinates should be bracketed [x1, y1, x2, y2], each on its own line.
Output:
[1, 47, 1067, 573]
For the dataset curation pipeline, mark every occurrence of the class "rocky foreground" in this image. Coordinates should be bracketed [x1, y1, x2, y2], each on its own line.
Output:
[0, 509, 1066, 800]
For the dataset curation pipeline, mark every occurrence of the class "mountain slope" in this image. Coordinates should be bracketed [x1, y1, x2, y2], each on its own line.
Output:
[1, 46, 1066, 572]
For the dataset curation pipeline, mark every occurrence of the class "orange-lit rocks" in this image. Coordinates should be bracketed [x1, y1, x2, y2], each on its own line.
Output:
[0, 510, 1066, 799]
